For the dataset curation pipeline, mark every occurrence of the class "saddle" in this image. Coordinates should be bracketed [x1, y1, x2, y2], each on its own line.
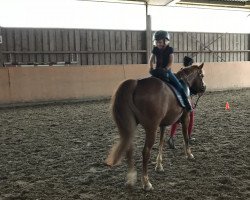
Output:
[150, 68, 190, 108]
[168, 80, 190, 108]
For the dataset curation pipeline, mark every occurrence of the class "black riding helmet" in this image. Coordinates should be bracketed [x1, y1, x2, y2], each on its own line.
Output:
[153, 30, 170, 41]
[183, 56, 194, 67]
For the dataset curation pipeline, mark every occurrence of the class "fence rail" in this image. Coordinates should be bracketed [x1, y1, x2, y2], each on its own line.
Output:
[0, 27, 249, 66]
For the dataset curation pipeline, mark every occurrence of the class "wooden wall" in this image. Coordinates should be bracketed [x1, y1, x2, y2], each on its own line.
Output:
[0, 27, 249, 66]
[1, 28, 146, 65]
[1, 62, 250, 105]
[170, 32, 249, 63]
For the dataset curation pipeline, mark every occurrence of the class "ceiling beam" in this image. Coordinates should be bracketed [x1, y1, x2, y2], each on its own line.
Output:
[77, 0, 250, 9]
[177, 0, 250, 10]
[147, 0, 180, 6]
[77, 0, 180, 6]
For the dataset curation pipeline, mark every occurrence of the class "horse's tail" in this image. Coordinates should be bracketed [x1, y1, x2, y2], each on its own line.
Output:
[106, 79, 138, 167]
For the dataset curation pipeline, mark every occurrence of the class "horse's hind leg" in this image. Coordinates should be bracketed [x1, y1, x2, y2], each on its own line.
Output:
[181, 112, 194, 159]
[155, 126, 166, 172]
[121, 117, 138, 188]
[125, 144, 137, 188]
[142, 127, 157, 191]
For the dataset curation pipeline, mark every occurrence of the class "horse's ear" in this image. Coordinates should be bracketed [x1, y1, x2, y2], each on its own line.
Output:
[199, 63, 204, 69]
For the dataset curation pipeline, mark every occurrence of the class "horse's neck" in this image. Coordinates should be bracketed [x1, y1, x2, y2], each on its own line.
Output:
[176, 69, 195, 87]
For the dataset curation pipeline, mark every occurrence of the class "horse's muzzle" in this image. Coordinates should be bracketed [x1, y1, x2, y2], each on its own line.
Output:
[200, 84, 206, 94]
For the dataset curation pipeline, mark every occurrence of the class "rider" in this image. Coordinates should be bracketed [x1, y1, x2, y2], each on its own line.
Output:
[167, 56, 196, 149]
[149, 30, 192, 112]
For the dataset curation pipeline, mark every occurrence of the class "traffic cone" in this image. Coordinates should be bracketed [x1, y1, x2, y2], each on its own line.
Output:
[225, 102, 230, 110]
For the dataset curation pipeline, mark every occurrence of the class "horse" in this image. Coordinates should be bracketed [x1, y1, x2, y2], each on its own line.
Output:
[106, 63, 206, 191]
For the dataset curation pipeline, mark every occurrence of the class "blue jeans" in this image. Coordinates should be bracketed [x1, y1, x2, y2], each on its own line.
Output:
[166, 69, 192, 111]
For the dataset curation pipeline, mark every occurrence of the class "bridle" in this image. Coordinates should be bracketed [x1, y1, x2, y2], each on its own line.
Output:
[193, 95, 202, 109]
[177, 67, 198, 88]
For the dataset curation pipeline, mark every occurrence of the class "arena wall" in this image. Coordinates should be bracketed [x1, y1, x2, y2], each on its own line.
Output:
[0, 61, 249, 105]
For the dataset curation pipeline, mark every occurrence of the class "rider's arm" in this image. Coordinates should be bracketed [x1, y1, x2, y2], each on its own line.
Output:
[165, 53, 174, 71]
[149, 53, 155, 72]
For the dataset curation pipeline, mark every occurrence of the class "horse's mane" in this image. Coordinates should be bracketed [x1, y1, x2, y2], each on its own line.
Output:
[176, 65, 195, 79]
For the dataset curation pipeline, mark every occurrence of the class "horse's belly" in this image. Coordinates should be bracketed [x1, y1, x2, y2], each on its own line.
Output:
[160, 111, 182, 126]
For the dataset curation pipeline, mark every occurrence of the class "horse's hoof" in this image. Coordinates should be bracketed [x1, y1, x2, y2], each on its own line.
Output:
[189, 137, 196, 145]
[187, 154, 194, 159]
[143, 182, 154, 191]
[125, 179, 136, 188]
[125, 181, 135, 189]
[126, 170, 137, 188]
[155, 165, 164, 172]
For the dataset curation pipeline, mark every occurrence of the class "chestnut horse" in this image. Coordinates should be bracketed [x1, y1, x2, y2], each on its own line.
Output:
[106, 63, 206, 191]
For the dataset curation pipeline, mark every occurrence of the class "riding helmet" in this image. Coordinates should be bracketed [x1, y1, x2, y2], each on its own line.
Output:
[153, 30, 170, 41]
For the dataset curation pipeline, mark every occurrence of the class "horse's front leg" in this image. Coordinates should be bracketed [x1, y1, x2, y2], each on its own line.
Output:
[142, 129, 157, 191]
[181, 112, 194, 159]
[155, 126, 166, 172]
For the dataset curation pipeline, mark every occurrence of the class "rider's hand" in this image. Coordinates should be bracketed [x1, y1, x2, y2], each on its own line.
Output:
[162, 67, 170, 72]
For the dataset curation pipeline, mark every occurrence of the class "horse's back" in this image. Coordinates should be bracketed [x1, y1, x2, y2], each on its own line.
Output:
[136, 77, 175, 102]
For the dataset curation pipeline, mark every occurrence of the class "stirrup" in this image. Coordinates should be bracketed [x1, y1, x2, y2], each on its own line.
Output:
[185, 105, 192, 112]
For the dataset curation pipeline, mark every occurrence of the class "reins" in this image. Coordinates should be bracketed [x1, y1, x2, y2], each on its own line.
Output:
[193, 95, 201, 109]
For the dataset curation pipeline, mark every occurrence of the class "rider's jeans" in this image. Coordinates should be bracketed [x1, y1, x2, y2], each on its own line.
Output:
[166, 69, 192, 111]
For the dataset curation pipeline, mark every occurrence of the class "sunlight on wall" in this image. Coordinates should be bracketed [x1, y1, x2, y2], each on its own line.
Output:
[0, 0, 249, 33]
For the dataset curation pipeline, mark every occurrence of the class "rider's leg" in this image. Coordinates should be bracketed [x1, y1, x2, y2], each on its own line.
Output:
[166, 70, 192, 111]
[168, 123, 178, 149]
[170, 122, 178, 137]
[150, 68, 169, 82]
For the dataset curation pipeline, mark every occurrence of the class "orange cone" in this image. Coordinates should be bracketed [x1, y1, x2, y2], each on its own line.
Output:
[225, 102, 230, 110]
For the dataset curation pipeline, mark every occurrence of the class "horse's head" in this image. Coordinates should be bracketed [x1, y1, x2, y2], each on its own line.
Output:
[176, 63, 206, 95]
